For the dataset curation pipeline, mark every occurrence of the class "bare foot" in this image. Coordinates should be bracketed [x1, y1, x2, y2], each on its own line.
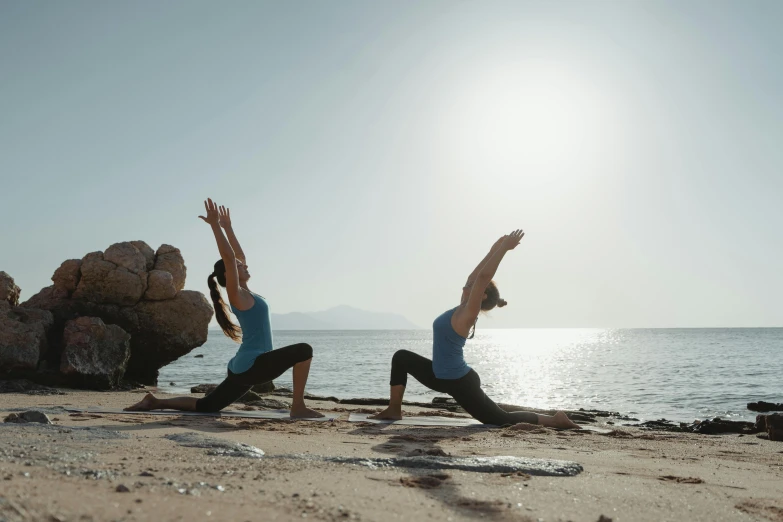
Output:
[124, 392, 158, 411]
[369, 407, 402, 421]
[289, 405, 325, 419]
[552, 411, 581, 430]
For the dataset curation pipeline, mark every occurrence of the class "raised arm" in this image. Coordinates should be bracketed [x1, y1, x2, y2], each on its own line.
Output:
[453, 229, 524, 336]
[465, 235, 508, 286]
[199, 199, 253, 310]
[218, 205, 246, 264]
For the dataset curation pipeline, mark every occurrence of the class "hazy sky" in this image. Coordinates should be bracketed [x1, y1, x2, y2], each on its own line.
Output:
[1, 1, 781, 328]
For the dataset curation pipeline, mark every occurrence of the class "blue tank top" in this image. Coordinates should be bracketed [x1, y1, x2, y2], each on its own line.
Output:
[227, 293, 273, 374]
[432, 307, 471, 379]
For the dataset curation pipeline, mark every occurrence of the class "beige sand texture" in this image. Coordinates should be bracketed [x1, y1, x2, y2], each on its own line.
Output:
[1, 389, 782, 522]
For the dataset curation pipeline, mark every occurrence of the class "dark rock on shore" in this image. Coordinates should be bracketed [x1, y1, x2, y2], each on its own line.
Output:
[245, 398, 290, 410]
[748, 401, 783, 413]
[690, 418, 760, 435]
[59, 317, 131, 390]
[756, 413, 783, 441]
[3, 410, 52, 424]
[632, 419, 689, 432]
[633, 417, 763, 435]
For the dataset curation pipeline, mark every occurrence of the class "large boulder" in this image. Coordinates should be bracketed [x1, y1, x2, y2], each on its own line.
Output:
[60, 316, 131, 389]
[1, 272, 21, 307]
[0, 307, 54, 373]
[18, 240, 212, 386]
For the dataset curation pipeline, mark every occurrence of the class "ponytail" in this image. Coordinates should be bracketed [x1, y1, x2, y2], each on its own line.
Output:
[471, 280, 508, 339]
[208, 262, 242, 342]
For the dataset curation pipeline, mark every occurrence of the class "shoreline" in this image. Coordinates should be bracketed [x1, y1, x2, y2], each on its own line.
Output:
[2, 386, 782, 521]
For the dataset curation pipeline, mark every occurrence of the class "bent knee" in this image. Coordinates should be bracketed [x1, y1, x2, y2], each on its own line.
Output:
[392, 349, 415, 364]
[295, 343, 313, 361]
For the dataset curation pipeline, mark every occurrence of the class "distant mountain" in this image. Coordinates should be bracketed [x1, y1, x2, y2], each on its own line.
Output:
[271, 305, 419, 330]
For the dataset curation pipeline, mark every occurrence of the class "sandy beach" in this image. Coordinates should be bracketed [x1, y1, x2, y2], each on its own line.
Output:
[1, 389, 782, 522]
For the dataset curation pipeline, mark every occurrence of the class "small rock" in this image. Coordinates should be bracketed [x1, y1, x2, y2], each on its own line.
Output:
[4, 411, 52, 424]
[194, 354, 204, 358]
[169, 382, 176, 386]
[139, 471, 154, 477]
[116, 484, 130, 493]
[598, 516, 613, 522]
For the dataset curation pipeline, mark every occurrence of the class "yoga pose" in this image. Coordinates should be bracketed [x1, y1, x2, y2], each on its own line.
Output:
[371, 230, 579, 428]
[126, 199, 323, 418]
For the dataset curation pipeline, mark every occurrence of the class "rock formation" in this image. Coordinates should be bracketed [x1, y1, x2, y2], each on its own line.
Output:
[1, 240, 213, 387]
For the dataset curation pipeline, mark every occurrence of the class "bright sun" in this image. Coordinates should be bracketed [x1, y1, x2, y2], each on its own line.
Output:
[440, 58, 620, 189]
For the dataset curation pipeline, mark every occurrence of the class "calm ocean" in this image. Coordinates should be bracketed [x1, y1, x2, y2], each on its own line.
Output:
[159, 328, 782, 423]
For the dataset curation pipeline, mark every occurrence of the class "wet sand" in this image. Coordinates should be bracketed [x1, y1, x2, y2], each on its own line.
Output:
[1, 389, 782, 522]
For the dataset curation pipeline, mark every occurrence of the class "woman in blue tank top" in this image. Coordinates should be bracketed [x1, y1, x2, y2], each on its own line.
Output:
[125, 198, 323, 418]
[372, 230, 579, 429]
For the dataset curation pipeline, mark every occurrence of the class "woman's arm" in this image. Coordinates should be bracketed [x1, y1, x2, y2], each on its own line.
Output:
[465, 235, 507, 286]
[453, 230, 524, 335]
[199, 199, 253, 309]
[218, 205, 246, 264]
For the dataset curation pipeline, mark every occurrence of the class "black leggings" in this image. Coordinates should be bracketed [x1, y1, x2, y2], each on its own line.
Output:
[195, 343, 313, 413]
[388, 349, 538, 426]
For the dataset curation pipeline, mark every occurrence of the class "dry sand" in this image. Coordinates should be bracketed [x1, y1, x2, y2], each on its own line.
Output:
[1, 389, 782, 522]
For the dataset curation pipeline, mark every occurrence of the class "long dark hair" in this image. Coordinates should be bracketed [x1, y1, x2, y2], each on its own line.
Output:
[469, 280, 507, 339]
[208, 259, 241, 342]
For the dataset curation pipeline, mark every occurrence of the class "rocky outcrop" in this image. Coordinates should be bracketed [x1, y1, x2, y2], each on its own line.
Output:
[12, 240, 212, 387]
[60, 317, 131, 389]
[1, 272, 21, 307]
[0, 306, 54, 373]
[748, 401, 783, 413]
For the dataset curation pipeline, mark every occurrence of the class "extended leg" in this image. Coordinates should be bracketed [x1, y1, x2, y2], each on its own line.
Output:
[124, 393, 199, 412]
[450, 373, 579, 428]
[448, 371, 539, 426]
[124, 375, 248, 413]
